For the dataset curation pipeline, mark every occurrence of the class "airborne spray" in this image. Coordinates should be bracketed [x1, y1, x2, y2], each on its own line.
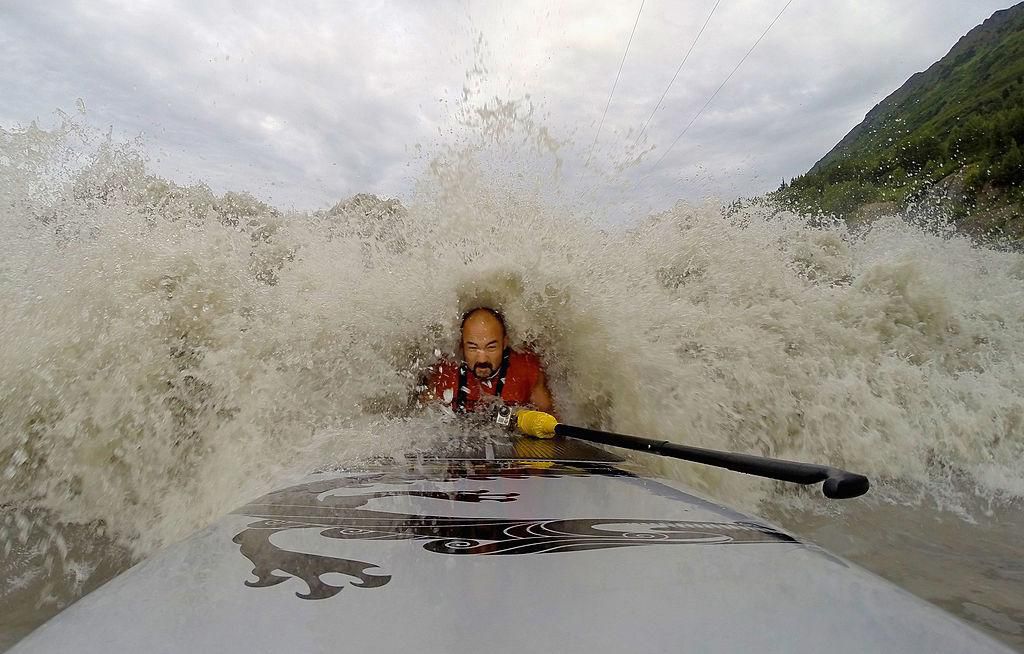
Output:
[3, 61, 1024, 651]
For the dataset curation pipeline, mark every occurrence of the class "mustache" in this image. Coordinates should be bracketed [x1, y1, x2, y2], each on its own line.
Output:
[473, 363, 493, 372]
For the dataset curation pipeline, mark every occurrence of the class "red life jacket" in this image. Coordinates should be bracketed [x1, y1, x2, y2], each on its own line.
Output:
[428, 349, 543, 412]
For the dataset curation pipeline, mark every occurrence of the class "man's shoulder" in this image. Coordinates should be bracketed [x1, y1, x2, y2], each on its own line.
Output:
[508, 348, 545, 371]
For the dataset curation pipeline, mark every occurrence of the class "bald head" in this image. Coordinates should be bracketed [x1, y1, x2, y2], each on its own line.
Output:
[461, 308, 508, 379]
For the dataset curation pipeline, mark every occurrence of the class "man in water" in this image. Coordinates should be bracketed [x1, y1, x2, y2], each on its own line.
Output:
[423, 307, 554, 414]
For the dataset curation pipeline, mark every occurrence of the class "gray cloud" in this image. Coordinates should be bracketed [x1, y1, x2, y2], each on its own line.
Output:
[1, 0, 1015, 212]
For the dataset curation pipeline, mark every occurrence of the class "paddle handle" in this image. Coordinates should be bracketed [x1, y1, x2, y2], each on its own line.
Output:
[516, 411, 869, 499]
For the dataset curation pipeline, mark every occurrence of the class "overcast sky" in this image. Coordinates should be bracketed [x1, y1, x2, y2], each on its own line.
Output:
[1, 0, 1016, 214]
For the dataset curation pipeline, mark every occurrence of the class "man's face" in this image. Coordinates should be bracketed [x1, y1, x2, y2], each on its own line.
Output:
[461, 311, 507, 380]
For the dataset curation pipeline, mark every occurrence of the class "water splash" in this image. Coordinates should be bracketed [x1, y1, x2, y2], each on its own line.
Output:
[1, 104, 1023, 632]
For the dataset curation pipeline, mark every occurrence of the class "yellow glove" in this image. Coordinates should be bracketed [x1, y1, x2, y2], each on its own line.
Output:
[517, 410, 558, 439]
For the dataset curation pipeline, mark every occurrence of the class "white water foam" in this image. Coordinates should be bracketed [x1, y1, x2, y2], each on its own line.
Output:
[1, 103, 1023, 639]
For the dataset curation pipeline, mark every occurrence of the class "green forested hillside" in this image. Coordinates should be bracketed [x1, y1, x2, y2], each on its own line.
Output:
[775, 3, 1024, 240]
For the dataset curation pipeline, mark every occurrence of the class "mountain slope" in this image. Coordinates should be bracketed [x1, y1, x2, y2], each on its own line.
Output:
[777, 3, 1024, 240]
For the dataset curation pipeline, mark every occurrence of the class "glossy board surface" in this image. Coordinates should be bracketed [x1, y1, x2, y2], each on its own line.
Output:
[11, 437, 1014, 653]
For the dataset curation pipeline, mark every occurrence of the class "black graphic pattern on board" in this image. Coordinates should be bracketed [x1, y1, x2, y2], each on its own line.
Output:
[232, 463, 795, 600]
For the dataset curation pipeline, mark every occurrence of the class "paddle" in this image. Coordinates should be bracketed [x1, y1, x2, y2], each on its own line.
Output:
[515, 410, 870, 499]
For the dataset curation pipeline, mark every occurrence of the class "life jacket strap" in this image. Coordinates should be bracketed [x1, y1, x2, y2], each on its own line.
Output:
[455, 365, 469, 413]
[494, 348, 511, 396]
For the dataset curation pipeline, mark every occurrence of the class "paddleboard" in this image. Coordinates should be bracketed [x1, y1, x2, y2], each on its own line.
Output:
[9, 433, 1015, 653]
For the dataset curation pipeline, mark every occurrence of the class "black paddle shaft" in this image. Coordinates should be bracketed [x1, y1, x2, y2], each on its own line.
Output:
[554, 424, 870, 499]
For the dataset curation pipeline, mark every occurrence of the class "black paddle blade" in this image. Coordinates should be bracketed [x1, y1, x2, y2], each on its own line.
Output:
[823, 472, 870, 499]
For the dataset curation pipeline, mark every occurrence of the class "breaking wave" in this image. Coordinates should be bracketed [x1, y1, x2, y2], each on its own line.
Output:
[1, 104, 1023, 630]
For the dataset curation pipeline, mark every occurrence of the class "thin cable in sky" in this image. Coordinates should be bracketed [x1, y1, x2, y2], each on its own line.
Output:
[649, 0, 794, 171]
[585, 0, 646, 166]
[632, 0, 723, 150]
